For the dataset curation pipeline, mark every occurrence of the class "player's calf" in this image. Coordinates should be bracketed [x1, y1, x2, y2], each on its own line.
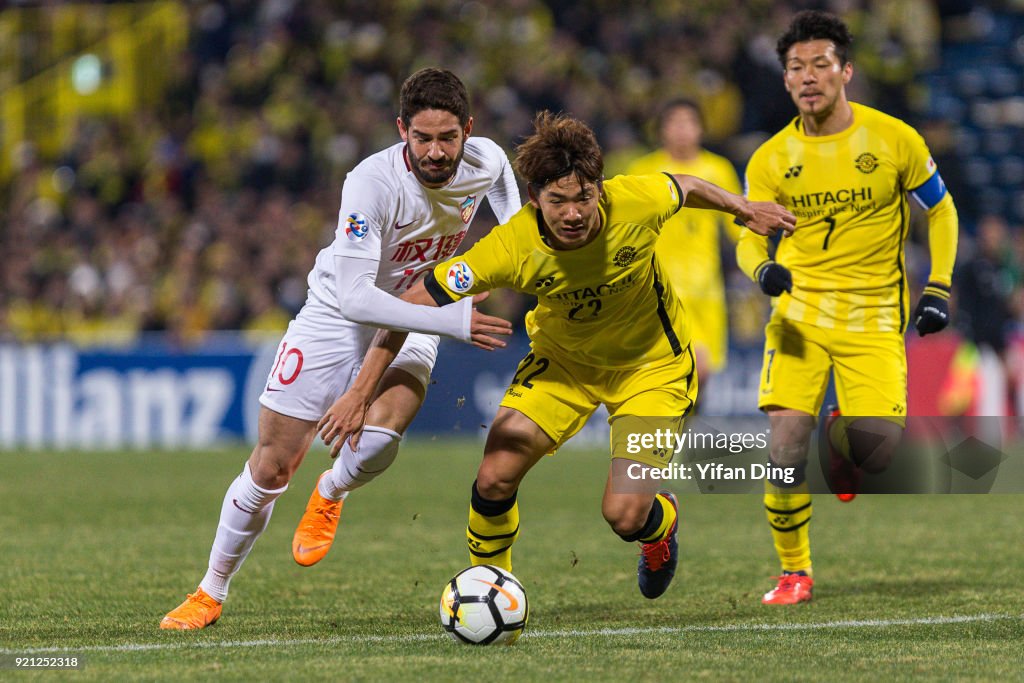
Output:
[466, 481, 519, 573]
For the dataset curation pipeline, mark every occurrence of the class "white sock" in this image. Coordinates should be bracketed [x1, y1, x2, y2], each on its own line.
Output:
[199, 463, 287, 603]
[320, 426, 402, 500]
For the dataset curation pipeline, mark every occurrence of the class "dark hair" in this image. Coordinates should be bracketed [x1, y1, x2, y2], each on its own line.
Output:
[776, 10, 853, 68]
[514, 111, 603, 192]
[658, 98, 703, 130]
[399, 68, 470, 127]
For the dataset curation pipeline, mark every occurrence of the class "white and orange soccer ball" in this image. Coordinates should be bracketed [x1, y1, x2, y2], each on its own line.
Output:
[439, 565, 529, 645]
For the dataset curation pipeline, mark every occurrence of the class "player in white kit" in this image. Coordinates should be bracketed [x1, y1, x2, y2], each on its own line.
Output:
[160, 68, 521, 629]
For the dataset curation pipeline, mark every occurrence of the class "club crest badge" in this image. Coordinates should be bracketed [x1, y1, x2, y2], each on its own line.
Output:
[460, 196, 477, 224]
[854, 152, 879, 174]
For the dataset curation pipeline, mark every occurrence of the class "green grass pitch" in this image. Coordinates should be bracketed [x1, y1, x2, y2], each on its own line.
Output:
[1, 440, 1022, 680]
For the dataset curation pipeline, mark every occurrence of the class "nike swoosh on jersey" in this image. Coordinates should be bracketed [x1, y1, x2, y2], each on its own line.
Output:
[394, 220, 418, 230]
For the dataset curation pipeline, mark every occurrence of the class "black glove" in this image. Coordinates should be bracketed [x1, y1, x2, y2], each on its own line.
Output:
[756, 261, 793, 297]
[913, 284, 951, 336]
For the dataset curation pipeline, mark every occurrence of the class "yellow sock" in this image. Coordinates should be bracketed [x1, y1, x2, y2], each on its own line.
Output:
[639, 492, 677, 543]
[764, 481, 812, 575]
[829, 414, 853, 462]
[466, 496, 519, 572]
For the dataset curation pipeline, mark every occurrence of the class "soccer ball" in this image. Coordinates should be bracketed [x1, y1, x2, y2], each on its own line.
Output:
[439, 565, 528, 645]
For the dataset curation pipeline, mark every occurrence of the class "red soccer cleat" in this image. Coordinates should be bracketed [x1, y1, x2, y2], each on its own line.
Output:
[761, 572, 814, 605]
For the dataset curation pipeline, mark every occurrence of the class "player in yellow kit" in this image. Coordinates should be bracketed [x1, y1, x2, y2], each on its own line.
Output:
[316, 112, 795, 599]
[628, 99, 743, 387]
[737, 10, 959, 605]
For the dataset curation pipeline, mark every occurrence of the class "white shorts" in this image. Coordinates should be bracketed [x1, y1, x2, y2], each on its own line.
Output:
[259, 298, 439, 422]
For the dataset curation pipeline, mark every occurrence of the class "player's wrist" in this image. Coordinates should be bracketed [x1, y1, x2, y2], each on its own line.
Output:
[733, 197, 755, 223]
[922, 281, 951, 300]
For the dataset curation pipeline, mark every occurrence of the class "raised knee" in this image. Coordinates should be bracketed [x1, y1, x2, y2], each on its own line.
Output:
[602, 503, 649, 538]
[476, 471, 518, 501]
[248, 449, 299, 489]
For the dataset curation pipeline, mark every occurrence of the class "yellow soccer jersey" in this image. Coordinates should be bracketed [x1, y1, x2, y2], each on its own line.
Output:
[627, 149, 742, 371]
[627, 149, 742, 296]
[426, 174, 691, 369]
[738, 102, 954, 333]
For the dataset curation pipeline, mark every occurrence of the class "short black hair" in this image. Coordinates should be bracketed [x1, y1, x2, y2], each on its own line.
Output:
[658, 98, 703, 130]
[399, 68, 471, 127]
[776, 10, 853, 68]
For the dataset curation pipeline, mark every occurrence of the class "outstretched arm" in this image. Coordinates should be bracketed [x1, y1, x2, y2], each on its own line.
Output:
[318, 285, 509, 455]
[671, 173, 797, 238]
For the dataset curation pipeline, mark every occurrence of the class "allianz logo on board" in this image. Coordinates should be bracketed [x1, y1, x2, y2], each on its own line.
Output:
[0, 345, 235, 449]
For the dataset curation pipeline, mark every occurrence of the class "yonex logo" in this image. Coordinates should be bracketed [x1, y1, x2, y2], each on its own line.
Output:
[535, 275, 555, 289]
[784, 165, 803, 179]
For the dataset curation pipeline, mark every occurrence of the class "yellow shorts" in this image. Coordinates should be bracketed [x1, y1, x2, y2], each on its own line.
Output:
[758, 315, 907, 425]
[499, 345, 698, 466]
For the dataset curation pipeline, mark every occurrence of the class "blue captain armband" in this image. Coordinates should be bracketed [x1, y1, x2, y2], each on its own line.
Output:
[909, 171, 948, 210]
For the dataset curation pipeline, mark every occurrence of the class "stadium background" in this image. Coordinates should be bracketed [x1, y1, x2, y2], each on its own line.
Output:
[1, 0, 1023, 446]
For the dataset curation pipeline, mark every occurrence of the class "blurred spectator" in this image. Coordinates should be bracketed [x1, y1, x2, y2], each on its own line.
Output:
[0, 0, 981, 347]
[955, 214, 1023, 414]
[956, 214, 1021, 357]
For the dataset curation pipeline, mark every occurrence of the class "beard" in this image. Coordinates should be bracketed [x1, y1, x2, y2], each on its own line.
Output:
[406, 143, 465, 186]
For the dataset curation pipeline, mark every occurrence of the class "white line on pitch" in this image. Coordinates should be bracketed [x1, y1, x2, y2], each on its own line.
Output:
[2, 613, 1019, 655]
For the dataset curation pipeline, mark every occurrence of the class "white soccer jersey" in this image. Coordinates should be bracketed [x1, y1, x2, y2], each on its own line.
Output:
[307, 136, 519, 308]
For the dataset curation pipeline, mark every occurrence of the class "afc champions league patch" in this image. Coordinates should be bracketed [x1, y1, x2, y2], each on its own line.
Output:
[460, 196, 476, 224]
[345, 212, 369, 241]
[446, 261, 474, 293]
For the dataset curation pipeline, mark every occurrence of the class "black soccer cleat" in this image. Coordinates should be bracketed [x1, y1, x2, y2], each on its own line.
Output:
[637, 491, 679, 599]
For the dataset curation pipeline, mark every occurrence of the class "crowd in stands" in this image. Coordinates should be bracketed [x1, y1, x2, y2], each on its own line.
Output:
[0, 0, 1012, 347]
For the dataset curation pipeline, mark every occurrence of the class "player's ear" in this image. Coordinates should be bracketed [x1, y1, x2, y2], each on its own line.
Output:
[463, 116, 473, 139]
[397, 116, 409, 141]
[842, 62, 853, 85]
[527, 185, 540, 208]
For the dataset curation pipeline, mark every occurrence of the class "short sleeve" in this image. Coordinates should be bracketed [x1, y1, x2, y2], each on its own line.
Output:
[899, 123, 948, 209]
[743, 146, 778, 202]
[430, 227, 517, 301]
[332, 170, 393, 262]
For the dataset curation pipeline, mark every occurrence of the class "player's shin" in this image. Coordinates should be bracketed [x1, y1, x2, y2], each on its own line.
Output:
[763, 463, 812, 574]
[322, 426, 402, 498]
[466, 481, 519, 573]
[202, 463, 288, 602]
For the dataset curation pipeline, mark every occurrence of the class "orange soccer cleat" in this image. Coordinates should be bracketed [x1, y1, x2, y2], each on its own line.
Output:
[292, 471, 345, 567]
[761, 572, 814, 605]
[159, 588, 222, 629]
